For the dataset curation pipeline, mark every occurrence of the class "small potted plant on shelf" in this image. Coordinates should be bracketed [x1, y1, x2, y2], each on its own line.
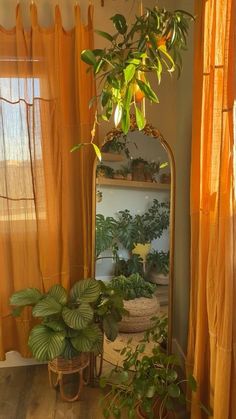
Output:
[100, 318, 211, 419]
[146, 250, 170, 285]
[9, 278, 125, 400]
[107, 273, 159, 333]
[101, 134, 133, 159]
[144, 161, 168, 183]
[130, 157, 148, 181]
[97, 163, 114, 178]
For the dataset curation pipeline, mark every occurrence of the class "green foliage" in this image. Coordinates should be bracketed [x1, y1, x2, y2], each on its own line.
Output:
[97, 164, 114, 178]
[146, 250, 170, 275]
[10, 279, 125, 362]
[99, 316, 209, 419]
[108, 273, 156, 300]
[116, 199, 170, 251]
[81, 7, 194, 133]
[114, 254, 144, 277]
[96, 214, 118, 258]
[101, 134, 134, 159]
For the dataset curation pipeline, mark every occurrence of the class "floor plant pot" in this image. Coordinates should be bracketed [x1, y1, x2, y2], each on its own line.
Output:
[48, 353, 90, 402]
[148, 270, 169, 285]
[118, 296, 160, 333]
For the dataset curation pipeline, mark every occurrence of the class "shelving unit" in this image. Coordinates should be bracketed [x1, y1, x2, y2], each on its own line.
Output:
[96, 177, 170, 191]
[101, 152, 124, 162]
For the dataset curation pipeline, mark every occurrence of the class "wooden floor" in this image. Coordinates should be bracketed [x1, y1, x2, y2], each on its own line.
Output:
[0, 364, 111, 419]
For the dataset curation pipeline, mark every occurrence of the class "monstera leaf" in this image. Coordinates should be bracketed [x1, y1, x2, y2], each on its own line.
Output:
[70, 279, 101, 303]
[32, 296, 62, 317]
[47, 284, 67, 305]
[71, 324, 103, 353]
[28, 324, 66, 361]
[62, 304, 93, 330]
[10, 288, 43, 306]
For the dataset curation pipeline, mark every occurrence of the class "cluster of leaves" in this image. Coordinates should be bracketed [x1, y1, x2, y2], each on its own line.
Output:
[97, 164, 115, 178]
[10, 279, 125, 362]
[108, 273, 156, 300]
[114, 254, 144, 277]
[81, 8, 194, 133]
[96, 214, 118, 258]
[102, 134, 132, 159]
[116, 199, 170, 251]
[146, 250, 170, 275]
[100, 316, 199, 419]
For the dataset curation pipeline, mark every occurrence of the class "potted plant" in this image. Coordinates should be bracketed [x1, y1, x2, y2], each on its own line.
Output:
[130, 157, 148, 181]
[100, 318, 211, 419]
[81, 8, 194, 134]
[114, 254, 144, 277]
[144, 161, 168, 183]
[95, 214, 118, 260]
[146, 251, 170, 285]
[97, 163, 114, 178]
[101, 134, 132, 159]
[9, 279, 125, 396]
[107, 273, 159, 333]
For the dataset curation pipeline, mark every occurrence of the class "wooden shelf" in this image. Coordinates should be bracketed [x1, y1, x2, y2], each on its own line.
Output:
[101, 152, 124, 162]
[96, 177, 170, 190]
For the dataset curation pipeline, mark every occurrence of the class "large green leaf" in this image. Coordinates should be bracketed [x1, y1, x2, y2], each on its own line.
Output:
[134, 105, 146, 130]
[103, 314, 119, 342]
[111, 14, 127, 35]
[70, 279, 101, 303]
[81, 49, 97, 66]
[32, 296, 62, 317]
[47, 284, 67, 305]
[28, 325, 66, 361]
[71, 324, 103, 353]
[114, 103, 122, 127]
[62, 339, 79, 359]
[136, 79, 159, 103]
[62, 304, 93, 330]
[124, 64, 136, 84]
[95, 30, 114, 42]
[43, 319, 66, 332]
[10, 288, 43, 307]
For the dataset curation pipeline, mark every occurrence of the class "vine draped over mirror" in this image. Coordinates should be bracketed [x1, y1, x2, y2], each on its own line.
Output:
[0, 5, 95, 359]
[187, 0, 235, 418]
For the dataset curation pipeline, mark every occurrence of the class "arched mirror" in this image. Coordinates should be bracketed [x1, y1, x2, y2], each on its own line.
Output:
[92, 117, 175, 359]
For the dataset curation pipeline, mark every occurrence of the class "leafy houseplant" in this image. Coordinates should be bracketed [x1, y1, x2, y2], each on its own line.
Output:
[116, 199, 170, 252]
[96, 214, 118, 259]
[81, 8, 194, 134]
[99, 320, 206, 419]
[97, 164, 114, 178]
[101, 134, 132, 159]
[10, 279, 125, 362]
[146, 251, 170, 276]
[108, 273, 156, 301]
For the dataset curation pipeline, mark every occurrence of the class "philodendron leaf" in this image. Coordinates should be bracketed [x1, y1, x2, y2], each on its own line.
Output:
[70, 278, 101, 303]
[103, 314, 119, 341]
[10, 288, 43, 306]
[114, 103, 122, 127]
[28, 324, 66, 361]
[62, 304, 93, 330]
[111, 14, 127, 34]
[121, 109, 130, 134]
[136, 79, 159, 103]
[70, 143, 84, 153]
[135, 105, 146, 130]
[81, 49, 97, 66]
[124, 64, 136, 84]
[32, 296, 62, 317]
[92, 143, 102, 161]
[47, 284, 67, 305]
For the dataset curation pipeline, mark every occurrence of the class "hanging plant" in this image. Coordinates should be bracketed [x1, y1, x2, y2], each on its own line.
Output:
[81, 7, 194, 134]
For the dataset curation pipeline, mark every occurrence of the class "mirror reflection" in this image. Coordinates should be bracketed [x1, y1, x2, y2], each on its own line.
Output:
[95, 126, 172, 358]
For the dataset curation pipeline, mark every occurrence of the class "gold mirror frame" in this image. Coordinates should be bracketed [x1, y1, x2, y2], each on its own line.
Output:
[91, 116, 175, 354]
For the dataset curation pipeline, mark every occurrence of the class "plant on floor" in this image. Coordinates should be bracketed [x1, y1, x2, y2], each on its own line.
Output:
[146, 250, 170, 276]
[108, 273, 156, 300]
[99, 319, 210, 419]
[114, 254, 144, 277]
[10, 279, 125, 361]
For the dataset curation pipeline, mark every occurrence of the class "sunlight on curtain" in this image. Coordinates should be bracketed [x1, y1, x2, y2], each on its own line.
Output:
[187, 1, 235, 418]
[0, 4, 95, 359]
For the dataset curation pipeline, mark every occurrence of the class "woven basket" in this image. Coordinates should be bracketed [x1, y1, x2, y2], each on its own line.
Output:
[136, 402, 175, 419]
[119, 296, 160, 333]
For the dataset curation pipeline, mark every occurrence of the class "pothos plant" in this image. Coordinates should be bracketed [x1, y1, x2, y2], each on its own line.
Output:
[71, 6, 194, 159]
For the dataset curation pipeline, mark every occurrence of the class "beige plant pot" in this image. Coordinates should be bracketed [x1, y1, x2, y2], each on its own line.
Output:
[118, 296, 160, 333]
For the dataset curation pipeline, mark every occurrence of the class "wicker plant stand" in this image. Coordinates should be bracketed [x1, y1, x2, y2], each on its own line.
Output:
[48, 354, 90, 402]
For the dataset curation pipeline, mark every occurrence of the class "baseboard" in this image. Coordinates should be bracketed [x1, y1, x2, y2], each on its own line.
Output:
[0, 351, 42, 368]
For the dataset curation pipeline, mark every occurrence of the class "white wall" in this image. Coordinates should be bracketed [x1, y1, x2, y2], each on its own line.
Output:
[0, 0, 194, 359]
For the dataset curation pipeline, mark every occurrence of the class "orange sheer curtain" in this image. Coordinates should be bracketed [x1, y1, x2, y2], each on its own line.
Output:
[0, 4, 96, 359]
[187, 1, 235, 418]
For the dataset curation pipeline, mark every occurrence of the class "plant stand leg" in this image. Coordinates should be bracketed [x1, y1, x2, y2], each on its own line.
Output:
[48, 366, 60, 388]
[58, 370, 84, 402]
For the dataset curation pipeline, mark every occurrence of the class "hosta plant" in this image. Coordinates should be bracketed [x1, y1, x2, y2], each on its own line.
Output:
[10, 279, 125, 362]
[81, 7, 194, 134]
